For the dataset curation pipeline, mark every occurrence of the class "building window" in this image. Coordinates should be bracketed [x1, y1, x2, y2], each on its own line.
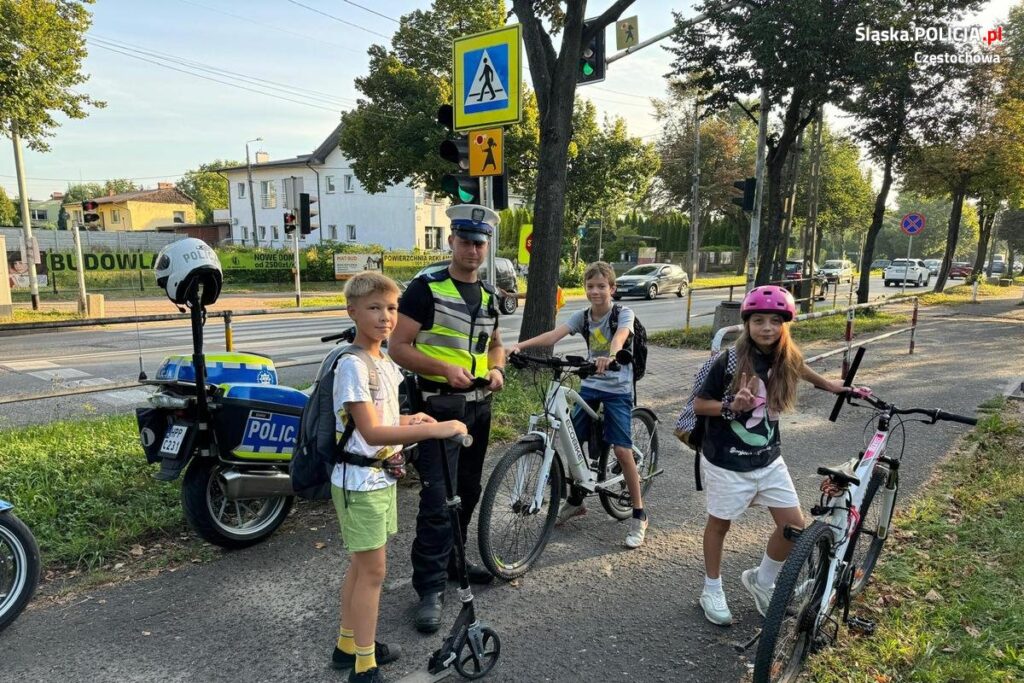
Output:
[425, 231, 432, 250]
[344, 174, 355, 193]
[273, 225, 280, 240]
[30, 209, 48, 221]
[111, 209, 121, 224]
[259, 226, 267, 239]
[328, 224, 338, 240]
[326, 176, 336, 193]
[238, 182, 246, 199]
[243, 226, 250, 241]
[73, 210, 82, 223]
[173, 211, 185, 223]
[346, 224, 357, 241]
[260, 180, 277, 209]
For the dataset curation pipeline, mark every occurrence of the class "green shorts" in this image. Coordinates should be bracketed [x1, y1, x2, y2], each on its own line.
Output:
[331, 484, 398, 553]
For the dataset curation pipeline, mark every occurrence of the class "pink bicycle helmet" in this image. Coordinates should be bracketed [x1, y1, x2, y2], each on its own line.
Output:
[741, 285, 797, 322]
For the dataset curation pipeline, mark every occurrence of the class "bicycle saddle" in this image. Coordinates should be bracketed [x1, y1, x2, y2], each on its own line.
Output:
[816, 463, 860, 487]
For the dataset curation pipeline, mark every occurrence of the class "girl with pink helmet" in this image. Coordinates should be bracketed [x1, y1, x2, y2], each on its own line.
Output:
[692, 285, 868, 626]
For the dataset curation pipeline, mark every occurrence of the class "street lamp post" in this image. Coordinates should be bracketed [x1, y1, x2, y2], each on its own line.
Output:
[245, 137, 262, 247]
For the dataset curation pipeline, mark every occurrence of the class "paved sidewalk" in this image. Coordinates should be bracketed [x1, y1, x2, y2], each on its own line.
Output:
[1, 298, 1021, 682]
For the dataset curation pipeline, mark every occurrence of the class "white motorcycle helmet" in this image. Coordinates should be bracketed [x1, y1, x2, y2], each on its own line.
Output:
[154, 238, 223, 306]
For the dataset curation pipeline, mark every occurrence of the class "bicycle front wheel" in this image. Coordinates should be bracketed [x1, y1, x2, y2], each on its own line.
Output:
[477, 440, 563, 580]
[753, 521, 835, 683]
[846, 467, 893, 597]
[598, 408, 659, 520]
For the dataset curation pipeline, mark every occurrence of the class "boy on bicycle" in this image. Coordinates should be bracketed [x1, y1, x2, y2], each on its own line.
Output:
[511, 261, 648, 548]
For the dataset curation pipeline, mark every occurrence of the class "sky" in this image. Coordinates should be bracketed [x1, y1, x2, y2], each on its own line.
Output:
[0, 0, 1015, 201]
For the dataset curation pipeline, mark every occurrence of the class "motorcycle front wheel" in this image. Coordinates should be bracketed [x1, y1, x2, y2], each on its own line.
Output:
[0, 511, 41, 632]
[181, 460, 293, 549]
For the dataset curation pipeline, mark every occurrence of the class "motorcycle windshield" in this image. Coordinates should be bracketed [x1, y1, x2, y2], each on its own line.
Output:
[0, 499, 12, 512]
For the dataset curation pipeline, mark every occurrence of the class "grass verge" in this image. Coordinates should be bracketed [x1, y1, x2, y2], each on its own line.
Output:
[263, 295, 347, 309]
[807, 401, 1024, 682]
[649, 309, 909, 350]
[10, 309, 82, 323]
[692, 275, 746, 289]
[917, 281, 1022, 306]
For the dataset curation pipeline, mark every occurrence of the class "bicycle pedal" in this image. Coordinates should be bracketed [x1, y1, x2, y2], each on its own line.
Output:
[783, 524, 803, 542]
[847, 616, 876, 635]
[732, 629, 761, 653]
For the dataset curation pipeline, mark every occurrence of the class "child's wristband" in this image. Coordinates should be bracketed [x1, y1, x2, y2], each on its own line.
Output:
[721, 394, 737, 422]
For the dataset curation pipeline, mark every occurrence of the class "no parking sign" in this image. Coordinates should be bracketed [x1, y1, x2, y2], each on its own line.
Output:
[901, 213, 925, 236]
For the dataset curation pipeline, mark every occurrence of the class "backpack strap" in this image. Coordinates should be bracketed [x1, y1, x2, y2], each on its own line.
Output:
[334, 346, 383, 456]
[693, 346, 739, 491]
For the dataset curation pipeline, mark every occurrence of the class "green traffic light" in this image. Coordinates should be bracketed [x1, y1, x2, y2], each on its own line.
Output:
[458, 187, 474, 202]
[582, 62, 594, 76]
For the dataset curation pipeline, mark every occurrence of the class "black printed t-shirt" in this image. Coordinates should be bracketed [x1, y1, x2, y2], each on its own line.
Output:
[696, 349, 782, 472]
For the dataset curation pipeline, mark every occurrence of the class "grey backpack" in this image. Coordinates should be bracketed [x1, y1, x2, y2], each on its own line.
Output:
[673, 346, 737, 490]
[290, 345, 379, 500]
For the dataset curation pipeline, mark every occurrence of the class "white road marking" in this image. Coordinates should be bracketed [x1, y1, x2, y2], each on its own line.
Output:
[93, 389, 153, 406]
[3, 360, 59, 371]
[27, 368, 91, 381]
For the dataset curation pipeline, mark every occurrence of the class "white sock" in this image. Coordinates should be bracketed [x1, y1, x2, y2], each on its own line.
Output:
[704, 575, 723, 592]
[757, 553, 785, 588]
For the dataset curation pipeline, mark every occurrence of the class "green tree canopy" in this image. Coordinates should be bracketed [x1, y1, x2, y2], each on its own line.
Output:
[0, 186, 16, 225]
[0, 0, 104, 149]
[177, 160, 240, 223]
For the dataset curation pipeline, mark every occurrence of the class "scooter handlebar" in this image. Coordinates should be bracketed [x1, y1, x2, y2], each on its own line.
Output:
[447, 434, 474, 448]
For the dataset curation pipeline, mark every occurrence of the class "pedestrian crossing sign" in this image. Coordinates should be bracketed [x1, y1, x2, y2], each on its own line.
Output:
[469, 128, 503, 177]
[454, 24, 522, 131]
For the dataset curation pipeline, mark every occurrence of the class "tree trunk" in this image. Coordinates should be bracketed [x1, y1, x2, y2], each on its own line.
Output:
[757, 150, 787, 284]
[933, 184, 966, 292]
[858, 150, 896, 303]
[973, 200, 994, 277]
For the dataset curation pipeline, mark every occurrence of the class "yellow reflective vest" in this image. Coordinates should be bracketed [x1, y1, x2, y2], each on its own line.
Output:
[414, 271, 498, 384]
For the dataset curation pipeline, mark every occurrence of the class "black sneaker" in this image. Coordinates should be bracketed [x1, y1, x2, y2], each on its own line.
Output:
[331, 642, 401, 670]
[348, 667, 384, 683]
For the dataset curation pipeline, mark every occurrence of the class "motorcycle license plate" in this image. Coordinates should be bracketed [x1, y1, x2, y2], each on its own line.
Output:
[159, 424, 189, 458]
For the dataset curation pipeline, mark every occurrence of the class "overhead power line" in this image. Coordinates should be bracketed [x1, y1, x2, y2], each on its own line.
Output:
[285, 0, 390, 39]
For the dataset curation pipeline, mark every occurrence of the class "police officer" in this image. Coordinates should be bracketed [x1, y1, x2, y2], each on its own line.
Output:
[389, 204, 506, 633]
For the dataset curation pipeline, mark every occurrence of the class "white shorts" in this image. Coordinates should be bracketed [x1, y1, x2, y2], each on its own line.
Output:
[701, 455, 801, 521]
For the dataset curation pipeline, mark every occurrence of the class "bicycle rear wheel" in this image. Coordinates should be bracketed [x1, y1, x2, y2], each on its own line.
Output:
[477, 440, 563, 580]
[598, 408, 659, 520]
[753, 521, 835, 683]
[846, 467, 893, 597]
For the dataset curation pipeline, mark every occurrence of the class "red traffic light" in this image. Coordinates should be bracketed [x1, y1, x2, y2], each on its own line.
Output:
[81, 200, 99, 211]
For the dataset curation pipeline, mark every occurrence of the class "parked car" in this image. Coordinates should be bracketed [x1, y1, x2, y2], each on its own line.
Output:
[884, 258, 931, 287]
[818, 259, 855, 284]
[949, 262, 973, 279]
[612, 263, 689, 300]
[782, 260, 828, 300]
[870, 259, 891, 270]
[413, 257, 520, 314]
[923, 259, 941, 276]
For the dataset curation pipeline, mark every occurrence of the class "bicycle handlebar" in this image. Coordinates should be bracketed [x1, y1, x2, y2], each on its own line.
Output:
[829, 347, 865, 423]
[509, 351, 625, 376]
[321, 327, 356, 344]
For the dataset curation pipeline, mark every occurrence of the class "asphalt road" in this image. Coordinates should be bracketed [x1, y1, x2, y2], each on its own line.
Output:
[0, 275, 926, 428]
[2, 298, 1021, 683]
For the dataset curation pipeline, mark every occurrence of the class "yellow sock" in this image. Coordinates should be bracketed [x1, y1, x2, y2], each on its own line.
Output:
[354, 643, 377, 673]
[337, 627, 355, 655]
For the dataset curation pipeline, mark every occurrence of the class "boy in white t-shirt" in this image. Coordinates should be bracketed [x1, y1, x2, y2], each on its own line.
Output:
[330, 272, 467, 683]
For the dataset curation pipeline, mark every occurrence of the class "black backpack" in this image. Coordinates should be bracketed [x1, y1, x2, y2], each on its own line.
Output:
[581, 304, 648, 381]
[290, 345, 380, 500]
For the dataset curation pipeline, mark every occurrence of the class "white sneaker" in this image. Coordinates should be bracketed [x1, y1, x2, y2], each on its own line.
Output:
[700, 588, 733, 626]
[555, 502, 587, 526]
[741, 567, 774, 618]
[624, 515, 648, 548]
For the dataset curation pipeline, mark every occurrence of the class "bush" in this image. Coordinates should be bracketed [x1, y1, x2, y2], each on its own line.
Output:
[559, 260, 587, 287]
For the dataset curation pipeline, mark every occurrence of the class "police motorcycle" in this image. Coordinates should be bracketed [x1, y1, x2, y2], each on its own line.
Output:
[136, 239, 311, 549]
[0, 499, 40, 632]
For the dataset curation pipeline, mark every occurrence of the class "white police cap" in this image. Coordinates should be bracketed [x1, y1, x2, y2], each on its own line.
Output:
[447, 204, 499, 242]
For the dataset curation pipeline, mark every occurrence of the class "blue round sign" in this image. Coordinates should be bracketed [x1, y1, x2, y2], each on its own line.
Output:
[901, 212, 925, 236]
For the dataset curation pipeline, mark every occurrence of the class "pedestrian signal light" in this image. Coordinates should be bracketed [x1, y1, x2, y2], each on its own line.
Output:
[437, 104, 480, 205]
[578, 19, 606, 85]
[299, 193, 317, 235]
[81, 200, 101, 226]
[284, 211, 296, 234]
[731, 177, 756, 212]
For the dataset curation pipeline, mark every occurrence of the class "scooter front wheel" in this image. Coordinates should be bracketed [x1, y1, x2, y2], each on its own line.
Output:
[0, 511, 41, 632]
[181, 460, 293, 549]
[454, 625, 501, 680]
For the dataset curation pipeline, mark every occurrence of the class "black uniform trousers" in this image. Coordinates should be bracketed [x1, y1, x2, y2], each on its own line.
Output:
[410, 394, 492, 597]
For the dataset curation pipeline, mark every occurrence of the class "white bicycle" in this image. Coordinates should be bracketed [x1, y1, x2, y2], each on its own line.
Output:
[753, 348, 978, 682]
[476, 351, 661, 581]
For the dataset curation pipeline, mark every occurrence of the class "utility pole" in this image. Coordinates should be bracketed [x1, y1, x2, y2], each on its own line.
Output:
[801, 108, 824, 310]
[745, 83, 769, 293]
[71, 219, 88, 314]
[11, 123, 40, 310]
[245, 137, 262, 248]
[689, 97, 701, 283]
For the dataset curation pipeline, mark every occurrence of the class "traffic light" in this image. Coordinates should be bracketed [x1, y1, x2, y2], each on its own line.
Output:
[283, 211, 296, 234]
[731, 177, 756, 212]
[437, 104, 481, 205]
[298, 193, 317, 235]
[81, 200, 100, 228]
[578, 19, 606, 85]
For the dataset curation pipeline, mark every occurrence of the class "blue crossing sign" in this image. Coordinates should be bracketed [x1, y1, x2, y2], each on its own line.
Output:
[453, 24, 522, 131]
[901, 212, 925, 236]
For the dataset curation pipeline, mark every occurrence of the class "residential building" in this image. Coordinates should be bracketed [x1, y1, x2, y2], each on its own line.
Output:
[63, 183, 197, 231]
[220, 124, 449, 250]
[26, 192, 66, 229]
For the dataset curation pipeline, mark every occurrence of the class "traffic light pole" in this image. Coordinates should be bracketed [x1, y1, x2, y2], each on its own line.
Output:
[71, 220, 88, 314]
[689, 98, 701, 283]
[481, 176, 497, 290]
[11, 124, 40, 310]
[293, 229, 302, 308]
[745, 83, 769, 293]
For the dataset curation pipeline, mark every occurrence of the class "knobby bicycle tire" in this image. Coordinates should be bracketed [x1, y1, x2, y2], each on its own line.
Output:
[753, 521, 834, 683]
[477, 440, 563, 580]
[598, 408, 659, 520]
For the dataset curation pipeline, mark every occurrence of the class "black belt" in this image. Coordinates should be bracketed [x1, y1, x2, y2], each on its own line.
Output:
[337, 451, 384, 468]
[418, 377, 490, 394]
